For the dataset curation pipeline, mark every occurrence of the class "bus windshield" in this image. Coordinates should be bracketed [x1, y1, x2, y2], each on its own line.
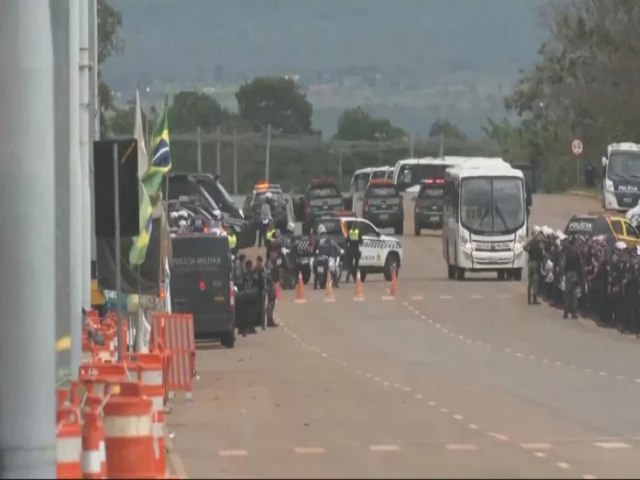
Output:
[608, 151, 640, 179]
[461, 177, 524, 234]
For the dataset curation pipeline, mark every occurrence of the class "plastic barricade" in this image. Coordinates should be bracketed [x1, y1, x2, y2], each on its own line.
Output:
[151, 313, 196, 400]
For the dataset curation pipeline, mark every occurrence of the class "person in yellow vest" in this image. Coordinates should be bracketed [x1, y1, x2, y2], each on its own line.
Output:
[227, 229, 238, 256]
[345, 222, 362, 282]
[264, 221, 277, 256]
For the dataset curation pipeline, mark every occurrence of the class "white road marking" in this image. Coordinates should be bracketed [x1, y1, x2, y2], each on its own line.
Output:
[634, 378, 640, 383]
[365, 373, 372, 378]
[453, 414, 463, 420]
[468, 424, 479, 430]
[411, 296, 424, 300]
[382, 296, 395, 301]
[374, 377, 380, 382]
[598, 371, 607, 376]
[294, 299, 307, 304]
[435, 324, 441, 328]
[520, 443, 552, 450]
[353, 297, 365, 302]
[515, 352, 523, 357]
[585, 369, 592, 373]
[533, 452, 547, 458]
[439, 407, 449, 413]
[414, 393, 423, 399]
[402, 302, 409, 306]
[383, 382, 390, 386]
[505, 347, 512, 352]
[542, 358, 549, 363]
[321, 353, 328, 358]
[369, 444, 400, 452]
[458, 335, 465, 340]
[428, 401, 436, 406]
[294, 447, 326, 455]
[582, 475, 597, 479]
[323, 297, 336, 303]
[616, 375, 625, 380]
[555, 361, 563, 366]
[445, 444, 478, 451]
[593, 442, 631, 449]
[442, 328, 449, 333]
[487, 432, 509, 442]
[403, 387, 412, 392]
[556, 462, 571, 470]
[218, 449, 248, 457]
[470, 295, 483, 299]
[393, 383, 402, 388]
[440, 295, 453, 300]
[421, 315, 427, 320]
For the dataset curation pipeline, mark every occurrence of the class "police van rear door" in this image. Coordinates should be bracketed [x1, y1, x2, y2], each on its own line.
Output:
[170, 234, 232, 335]
[416, 178, 445, 215]
[365, 183, 402, 215]
[308, 181, 343, 215]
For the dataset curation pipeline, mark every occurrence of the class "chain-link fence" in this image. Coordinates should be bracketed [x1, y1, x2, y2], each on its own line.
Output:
[112, 128, 503, 194]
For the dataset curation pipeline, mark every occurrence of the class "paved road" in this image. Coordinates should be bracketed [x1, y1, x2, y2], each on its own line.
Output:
[167, 193, 640, 479]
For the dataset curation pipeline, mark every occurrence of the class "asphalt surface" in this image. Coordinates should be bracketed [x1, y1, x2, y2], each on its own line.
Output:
[167, 193, 640, 479]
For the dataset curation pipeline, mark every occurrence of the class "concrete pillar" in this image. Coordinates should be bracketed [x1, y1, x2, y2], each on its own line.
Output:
[0, 0, 57, 476]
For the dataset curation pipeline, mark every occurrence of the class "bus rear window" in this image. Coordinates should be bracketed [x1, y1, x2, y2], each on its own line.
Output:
[368, 186, 398, 197]
[418, 186, 444, 198]
[310, 186, 340, 198]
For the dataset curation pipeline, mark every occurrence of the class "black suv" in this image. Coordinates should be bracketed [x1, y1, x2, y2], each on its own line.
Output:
[294, 178, 344, 235]
[362, 180, 404, 234]
[414, 178, 445, 234]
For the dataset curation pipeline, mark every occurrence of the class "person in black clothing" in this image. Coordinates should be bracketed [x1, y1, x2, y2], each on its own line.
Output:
[524, 228, 545, 305]
[561, 234, 584, 319]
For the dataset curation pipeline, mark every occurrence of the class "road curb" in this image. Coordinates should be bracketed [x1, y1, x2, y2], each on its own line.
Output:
[165, 422, 189, 479]
[566, 190, 600, 198]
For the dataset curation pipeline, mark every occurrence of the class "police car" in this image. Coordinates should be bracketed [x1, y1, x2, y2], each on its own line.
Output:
[362, 179, 404, 234]
[322, 214, 403, 282]
[297, 178, 344, 234]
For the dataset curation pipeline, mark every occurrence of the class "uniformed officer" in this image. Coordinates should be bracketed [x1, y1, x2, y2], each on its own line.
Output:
[345, 222, 363, 283]
[264, 259, 279, 328]
[524, 226, 545, 305]
[264, 221, 277, 256]
[560, 234, 584, 319]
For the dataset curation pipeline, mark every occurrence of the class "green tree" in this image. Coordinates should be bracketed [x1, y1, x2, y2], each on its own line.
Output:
[98, 0, 124, 137]
[334, 106, 407, 141]
[169, 91, 242, 133]
[235, 76, 314, 134]
[428, 119, 468, 141]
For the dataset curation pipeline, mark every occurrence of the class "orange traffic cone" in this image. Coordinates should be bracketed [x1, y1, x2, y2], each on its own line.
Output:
[389, 266, 398, 297]
[294, 272, 306, 304]
[353, 270, 365, 302]
[324, 273, 335, 302]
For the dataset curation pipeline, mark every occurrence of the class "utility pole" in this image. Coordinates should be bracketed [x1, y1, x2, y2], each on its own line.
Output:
[338, 149, 343, 190]
[69, 0, 83, 376]
[196, 126, 202, 172]
[52, 0, 72, 383]
[216, 125, 221, 175]
[265, 123, 272, 182]
[79, 0, 92, 311]
[88, 0, 98, 288]
[0, 1, 57, 476]
[233, 131, 238, 195]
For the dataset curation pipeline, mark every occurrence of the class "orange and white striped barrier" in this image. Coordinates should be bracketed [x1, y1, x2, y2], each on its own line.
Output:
[103, 382, 156, 479]
[78, 363, 127, 397]
[126, 353, 166, 477]
[56, 404, 82, 479]
[81, 394, 107, 479]
[151, 313, 195, 401]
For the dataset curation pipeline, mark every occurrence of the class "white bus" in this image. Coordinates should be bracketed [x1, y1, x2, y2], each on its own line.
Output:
[442, 159, 529, 281]
[601, 142, 640, 212]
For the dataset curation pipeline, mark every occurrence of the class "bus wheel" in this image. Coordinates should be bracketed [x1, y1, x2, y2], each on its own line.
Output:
[456, 267, 466, 281]
[447, 265, 455, 280]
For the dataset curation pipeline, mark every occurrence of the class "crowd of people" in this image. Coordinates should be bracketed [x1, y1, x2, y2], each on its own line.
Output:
[525, 226, 640, 336]
[233, 254, 279, 336]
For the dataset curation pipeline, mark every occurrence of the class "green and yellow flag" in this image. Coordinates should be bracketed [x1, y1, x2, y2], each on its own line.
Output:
[129, 88, 154, 266]
[143, 95, 172, 197]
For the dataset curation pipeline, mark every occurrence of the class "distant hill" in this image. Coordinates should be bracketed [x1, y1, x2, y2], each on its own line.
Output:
[102, 0, 547, 138]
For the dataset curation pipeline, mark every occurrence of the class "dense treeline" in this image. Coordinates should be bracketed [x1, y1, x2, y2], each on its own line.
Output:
[485, 0, 640, 191]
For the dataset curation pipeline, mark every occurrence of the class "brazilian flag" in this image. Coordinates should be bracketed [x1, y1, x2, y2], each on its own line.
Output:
[143, 95, 172, 197]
